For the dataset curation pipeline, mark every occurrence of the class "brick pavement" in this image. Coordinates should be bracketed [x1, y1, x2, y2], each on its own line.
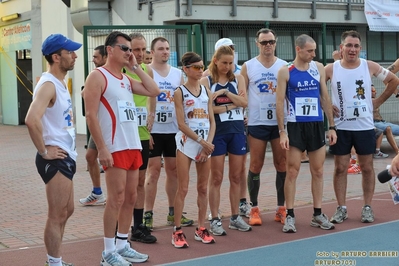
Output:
[0, 124, 393, 251]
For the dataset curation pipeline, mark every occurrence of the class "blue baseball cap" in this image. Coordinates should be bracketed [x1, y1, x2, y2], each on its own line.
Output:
[42, 34, 82, 55]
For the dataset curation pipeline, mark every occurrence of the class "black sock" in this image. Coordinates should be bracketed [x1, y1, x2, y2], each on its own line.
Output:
[313, 208, 322, 216]
[133, 208, 144, 231]
[287, 209, 295, 218]
[240, 198, 247, 204]
[169, 207, 174, 216]
[276, 171, 286, 206]
[232, 214, 239, 220]
[247, 171, 260, 207]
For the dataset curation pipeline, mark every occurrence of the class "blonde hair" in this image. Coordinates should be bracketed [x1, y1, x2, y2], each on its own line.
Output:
[208, 46, 235, 83]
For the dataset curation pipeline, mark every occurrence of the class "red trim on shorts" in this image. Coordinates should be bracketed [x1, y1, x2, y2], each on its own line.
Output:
[103, 149, 143, 171]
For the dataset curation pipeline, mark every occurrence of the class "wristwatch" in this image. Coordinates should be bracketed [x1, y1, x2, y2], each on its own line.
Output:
[328, 126, 337, 131]
[132, 64, 139, 71]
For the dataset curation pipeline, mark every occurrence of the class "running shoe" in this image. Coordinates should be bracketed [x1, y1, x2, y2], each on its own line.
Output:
[310, 213, 335, 230]
[349, 158, 357, 165]
[374, 151, 389, 159]
[167, 214, 194, 227]
[282, 215, 296, 233]
[130, 224, 157, 244]
[248, 206, 262, 226]
[239, 201, 251, 217]
[330, 206, 348, 224]
[361, 206, 375, 223]
[207, 209, 222, 221]
[101, 251, 131, 266]
[143, 212, 153, 231]
[209, 219, 226, 236]
[229, 216, 252, 232]
[117, 243, 149, 263]
[79, 192, 106, 206]
[194, 227, 215, 244]
[45, 260, 74, 266]
[347, 164, 361, 174]
[274, 206, 286, 224]
[172, 229, 189, 248]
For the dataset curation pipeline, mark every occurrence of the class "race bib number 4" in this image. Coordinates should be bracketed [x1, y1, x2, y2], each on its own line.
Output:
[346, 100, 368, 119]
[118, 100, 137, 123]
[295, 97, 318, 117]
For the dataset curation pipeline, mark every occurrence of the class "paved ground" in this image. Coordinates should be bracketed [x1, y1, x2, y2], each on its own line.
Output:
[0, 124, 396, 265]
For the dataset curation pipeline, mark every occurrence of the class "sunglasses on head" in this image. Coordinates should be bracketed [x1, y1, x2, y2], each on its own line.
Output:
[114, 44, 132, 53]
[259, 40, 276, 46]
[186, 64, 204, 71]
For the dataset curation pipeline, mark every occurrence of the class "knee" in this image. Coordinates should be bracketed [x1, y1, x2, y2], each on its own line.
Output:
[210, 175, 223, 187]
[177, 186, 189, 198]
[386, 126, 392, 134]
[85, 151, 97, 163]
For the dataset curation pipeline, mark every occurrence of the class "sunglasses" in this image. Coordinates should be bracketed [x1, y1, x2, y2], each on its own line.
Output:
[186, 64, 204, 71]
[114, 44, 132, 53]
[259, 40, 276, 46]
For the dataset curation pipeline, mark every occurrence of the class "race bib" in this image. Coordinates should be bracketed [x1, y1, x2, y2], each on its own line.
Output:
[155, 103, 175, 123]
[189, 120, 210, 140]
[346, 100, 368, 119]
[118, 100, 137, 123]
[260, 104, 276, 120]
[219, 107, 243, 122]
[136, 106, 148, 127]
[295, 97, 318, 117]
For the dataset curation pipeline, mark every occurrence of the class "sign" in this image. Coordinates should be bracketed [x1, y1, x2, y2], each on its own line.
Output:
[0, 21, 32, 52]
[364, 0, 399, 32]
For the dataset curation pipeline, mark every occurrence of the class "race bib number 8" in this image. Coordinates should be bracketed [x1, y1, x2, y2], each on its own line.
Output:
[260, 106, 276, 120]
[118, 100, 137, 123]
[295, 97, 318, 117]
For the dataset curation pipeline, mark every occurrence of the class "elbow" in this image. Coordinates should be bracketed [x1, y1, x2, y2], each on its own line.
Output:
[151, 88, 161, 97]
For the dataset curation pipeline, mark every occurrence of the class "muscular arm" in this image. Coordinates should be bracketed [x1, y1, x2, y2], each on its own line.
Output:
[387, 58, 399, 74]
[369, 61, 399, 108]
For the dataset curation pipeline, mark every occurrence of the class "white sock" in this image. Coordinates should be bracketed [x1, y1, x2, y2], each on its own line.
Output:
[341, 206, 347, 210]
[115, 232, 128, 251]
[375, 149, 380, 153]
[104, 237, 115, 254]
[47, 255, 62, 266]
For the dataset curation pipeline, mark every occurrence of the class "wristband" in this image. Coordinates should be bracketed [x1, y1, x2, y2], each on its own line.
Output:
[196, 136, 203, 143]
[39, 149, 47, 157]
[278, 129, 286, 134]
[132, 64, 139, 71]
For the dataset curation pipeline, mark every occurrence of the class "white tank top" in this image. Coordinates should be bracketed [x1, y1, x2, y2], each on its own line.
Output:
[96, 67, 142, 153]
[246, 57, 287, 126]
[175, 85, 211, 160]
[331, 59, 374, 130]
[33, 72, 77, 161]
[151, 67, 182, 134]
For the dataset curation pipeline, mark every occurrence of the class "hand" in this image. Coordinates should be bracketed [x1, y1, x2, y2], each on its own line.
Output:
[149, 135, 154, 150]
[98, 148, 113, 168]
[42, 146, 68, 160]
[390, 154, 399, 176]
[128, 53, 138, 70]
[332, 105, 339, 118]
[332, 50, 342, 61]
[279, 133, 289, 150]
[195, 149, 211, 163]
[200, 140, 214, 156]
[244, 116, 248, 126]
[212, 89, 227, 100]
[147, 115, 154, 132]
[327, 130, 337, 146]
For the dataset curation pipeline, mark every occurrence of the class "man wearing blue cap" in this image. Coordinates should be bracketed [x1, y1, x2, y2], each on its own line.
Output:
[25, 33, 82, 266]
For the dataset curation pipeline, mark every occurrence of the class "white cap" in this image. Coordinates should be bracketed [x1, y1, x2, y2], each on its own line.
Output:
[214, 38, 235, 50]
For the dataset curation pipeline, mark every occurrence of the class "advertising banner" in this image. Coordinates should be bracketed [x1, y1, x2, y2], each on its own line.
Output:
[364, 0, 399, 31]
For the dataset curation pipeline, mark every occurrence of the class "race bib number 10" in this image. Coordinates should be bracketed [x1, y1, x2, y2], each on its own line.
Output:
[118, 100, 137, 123]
